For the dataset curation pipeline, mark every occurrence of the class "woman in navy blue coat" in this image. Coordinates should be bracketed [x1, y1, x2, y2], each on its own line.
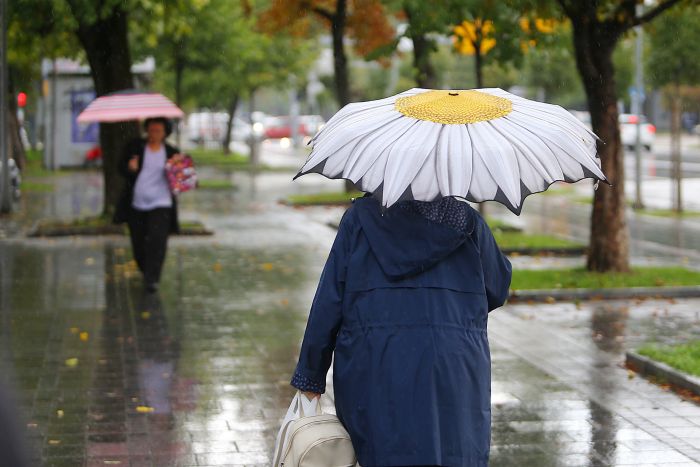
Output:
[291, 195, 512, 467]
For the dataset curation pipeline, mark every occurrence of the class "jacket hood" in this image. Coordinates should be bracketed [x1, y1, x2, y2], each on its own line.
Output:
[354, 196, 474, 281]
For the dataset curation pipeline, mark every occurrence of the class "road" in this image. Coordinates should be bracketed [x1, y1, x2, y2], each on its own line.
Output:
[625, 134, 700, 178]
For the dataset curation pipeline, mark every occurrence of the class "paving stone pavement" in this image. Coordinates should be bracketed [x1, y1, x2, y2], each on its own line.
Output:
[2, 171, 700, 466]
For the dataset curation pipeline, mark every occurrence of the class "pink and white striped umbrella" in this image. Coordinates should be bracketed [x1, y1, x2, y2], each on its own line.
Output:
[77, 90, 184, 123]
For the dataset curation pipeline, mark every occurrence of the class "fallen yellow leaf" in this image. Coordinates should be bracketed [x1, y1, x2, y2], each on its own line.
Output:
[136, 406, 154, 413]
[213, 262, 223, 272]
[141, 311, 151, 320]
[48, 439, 61, 445]
[79, 332, 89, 341]
[65, 358, 79, 368]
[261, 263, 274, 271]
[56, 410, 64, 418]
[69, 327, 79, 334]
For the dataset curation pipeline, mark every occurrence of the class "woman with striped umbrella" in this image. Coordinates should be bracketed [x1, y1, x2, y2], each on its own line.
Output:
[79, 90, 186, 293]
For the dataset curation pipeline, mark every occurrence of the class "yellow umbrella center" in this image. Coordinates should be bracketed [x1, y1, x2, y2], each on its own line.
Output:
[394, 90, 513, 124]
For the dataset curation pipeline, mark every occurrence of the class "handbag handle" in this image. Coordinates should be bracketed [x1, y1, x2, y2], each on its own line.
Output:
[298, 391, 321, 417]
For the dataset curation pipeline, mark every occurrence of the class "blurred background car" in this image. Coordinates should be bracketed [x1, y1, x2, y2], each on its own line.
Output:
[619, 113, 655, 151]
[263, 115, 325, 140]
[186, 111, 266, 150]
[569, 110, 655, 151]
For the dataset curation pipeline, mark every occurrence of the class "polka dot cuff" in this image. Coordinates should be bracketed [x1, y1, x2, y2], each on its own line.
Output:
[290, 371, 325, 394]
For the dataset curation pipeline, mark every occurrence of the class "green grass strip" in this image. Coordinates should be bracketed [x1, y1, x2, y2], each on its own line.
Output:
[638, 341, 700, 378]
[197, 179, 236, 190]
[286, 191, 365, 205]
[188, 148, 250, 167]
[20, 181, 54, 193]
[494, 231, 581, 249]
[511, 267, 700, 290]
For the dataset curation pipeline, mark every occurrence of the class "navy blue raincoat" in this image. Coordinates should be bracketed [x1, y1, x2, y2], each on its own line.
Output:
[292, 196, 512, 467]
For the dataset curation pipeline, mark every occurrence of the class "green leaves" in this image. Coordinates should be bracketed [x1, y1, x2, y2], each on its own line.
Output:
[646, 4, 700, 88]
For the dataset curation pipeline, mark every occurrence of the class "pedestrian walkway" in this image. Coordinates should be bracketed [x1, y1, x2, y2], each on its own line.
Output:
[489, 302, 700, 466]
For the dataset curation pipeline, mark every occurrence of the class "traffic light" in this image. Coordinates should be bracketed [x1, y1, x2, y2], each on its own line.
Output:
[17, 92, 27, 108]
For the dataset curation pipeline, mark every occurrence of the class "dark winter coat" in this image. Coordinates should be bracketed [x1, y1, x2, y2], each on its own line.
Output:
[292, 196, 512, 467]
[113, 138, 180, 234]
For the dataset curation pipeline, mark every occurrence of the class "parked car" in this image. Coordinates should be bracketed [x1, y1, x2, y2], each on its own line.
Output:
[569, 111, 655, 151]
[619, 114, 655, 151]
[0, 158, 21, 200]
[263, 115, 325, 140]
[187, 111, 229, 145]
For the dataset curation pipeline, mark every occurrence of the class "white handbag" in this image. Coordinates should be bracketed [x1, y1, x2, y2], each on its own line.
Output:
[272, 391, 356, 467]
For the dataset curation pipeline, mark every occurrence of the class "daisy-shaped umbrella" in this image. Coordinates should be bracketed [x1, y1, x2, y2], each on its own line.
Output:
[295, 88, 607, 214]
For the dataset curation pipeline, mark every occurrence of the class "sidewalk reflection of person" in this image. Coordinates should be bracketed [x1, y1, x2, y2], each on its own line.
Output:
[114, 117, 183, 293]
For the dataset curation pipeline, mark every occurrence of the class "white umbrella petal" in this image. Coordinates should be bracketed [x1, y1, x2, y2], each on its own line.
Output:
[505, 112, 604, 181]
[383, 121, 443, 206]
[411, 147, 441, 201]
[311, 104, 398, 146]
[511, 104, 597, 145]
[310, 88, 426, 143]
[469, 121, 522, 208]
[342, 117, 420, 184]
[320, 114, 405, 177]
[466, 134, 499, 202]
[361, 119, 418, 194]
[301, 111, 403, 173]
[500, 116, 565, 181]
[487, 122, 555, 193]
[435, 124, 472, 197]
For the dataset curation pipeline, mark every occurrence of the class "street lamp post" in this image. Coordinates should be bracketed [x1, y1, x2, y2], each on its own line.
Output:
[631, 2, 645, 210]
[0, 0, 11, 214]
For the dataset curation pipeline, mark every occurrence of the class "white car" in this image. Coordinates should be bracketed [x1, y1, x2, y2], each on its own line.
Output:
[569, 111, 655, 151]
[619, 114, 655, 151]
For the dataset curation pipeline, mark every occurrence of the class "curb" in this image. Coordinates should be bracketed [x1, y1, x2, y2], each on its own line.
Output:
[500, 247, 586, 257]
[279, 200, 355, 208]
[508, 286, 700, 302]
[626, 351, 700, 397]
[27, 224, 214, 238]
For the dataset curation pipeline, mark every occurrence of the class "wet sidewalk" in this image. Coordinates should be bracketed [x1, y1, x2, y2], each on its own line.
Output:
[2, 168, 700, 465]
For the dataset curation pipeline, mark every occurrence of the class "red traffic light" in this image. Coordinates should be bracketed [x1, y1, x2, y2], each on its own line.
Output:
[17, 92, 27, 108]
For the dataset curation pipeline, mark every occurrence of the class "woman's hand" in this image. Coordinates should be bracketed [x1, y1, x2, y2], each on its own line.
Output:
[128, 155, 139, 173]
[301, 391, 321, 401]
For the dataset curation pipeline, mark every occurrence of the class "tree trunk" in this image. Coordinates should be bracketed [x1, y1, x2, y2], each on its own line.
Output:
[474, 47, 483, 88]
[331, 0, 349, 107]
[671, 86, 682, 212]
[222, 94, 239, 155]
[405, 5, 436, 88]
[248, 89, 259, 167]
[73, 5, 139, 219]
[7, 109, 25, 170]
[174, 44, 186, 148]
[6, 71, 26, 171]
[329, 0, 355, 192]
[410, 33, 436, 88]
[571, 23, 630, 272]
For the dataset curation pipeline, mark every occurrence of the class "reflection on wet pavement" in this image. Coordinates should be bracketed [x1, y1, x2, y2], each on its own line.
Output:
[2, 172, 700, 466]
